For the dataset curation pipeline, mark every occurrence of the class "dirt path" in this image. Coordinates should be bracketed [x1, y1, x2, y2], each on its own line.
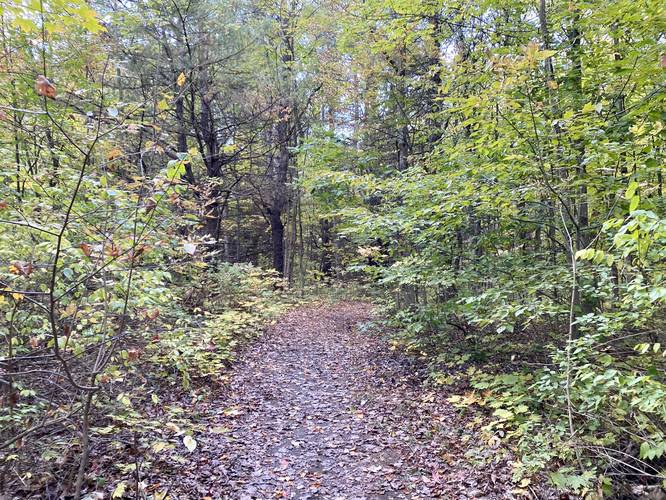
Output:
[170, 302, 514, 499]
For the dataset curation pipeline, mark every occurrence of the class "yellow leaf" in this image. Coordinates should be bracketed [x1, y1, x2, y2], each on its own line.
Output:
[165, 422, 181, 433]
[112, 481, 127, 499]
[107, 148, 123, 161]
[152, 441, 168, 453]
[223, 406, 241, 416]
[177, 72, 186, 87]
[61, 302, 77, 318]
[582, 102, 596, 113]
[210, 426, 230, 434]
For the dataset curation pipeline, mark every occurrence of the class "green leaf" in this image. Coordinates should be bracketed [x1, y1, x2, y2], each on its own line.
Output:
[493, 408, 514, 419]
[625, 181, 639, 200]
[649, 287, 666, 302]
[629, 195, 640, 212]
[581, 102, 597, 114]
[11, 17, 39, 33]
[536, 49, 556, 60]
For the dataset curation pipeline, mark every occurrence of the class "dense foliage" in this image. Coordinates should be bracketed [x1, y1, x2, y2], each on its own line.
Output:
[0, 0, 664, 497]
[303, 0, 666, 495]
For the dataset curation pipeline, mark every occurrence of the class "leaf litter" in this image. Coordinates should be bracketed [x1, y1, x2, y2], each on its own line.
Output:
[158, 301, 537, 499]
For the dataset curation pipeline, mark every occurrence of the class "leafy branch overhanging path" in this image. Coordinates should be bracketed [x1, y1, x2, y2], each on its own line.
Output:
[166, 302, 514, 499]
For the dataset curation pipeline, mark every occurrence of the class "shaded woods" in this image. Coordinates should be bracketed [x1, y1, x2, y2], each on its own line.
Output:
[0, 0, 665, 498]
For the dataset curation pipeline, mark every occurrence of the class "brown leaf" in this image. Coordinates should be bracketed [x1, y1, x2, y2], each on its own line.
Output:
[105, 243, 121, 258]
[107, 147, 123, 161]
[62, 302, 77, 318]
[661, 54, 666, 69]
[79, 242, 93, 257]
[144, 198, 157, 213]
[35, 75, 56, 99]
[145, 308, 160, 320]
[9, 261, 33, 276]
[0, 200, 8, 210]
[131, 244, 146, 262]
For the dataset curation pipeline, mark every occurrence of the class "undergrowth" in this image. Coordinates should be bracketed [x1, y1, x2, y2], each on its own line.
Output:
[2, 262, 303, 498]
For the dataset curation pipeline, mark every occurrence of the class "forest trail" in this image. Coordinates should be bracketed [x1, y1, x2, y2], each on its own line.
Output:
[168, 302, 513, 499]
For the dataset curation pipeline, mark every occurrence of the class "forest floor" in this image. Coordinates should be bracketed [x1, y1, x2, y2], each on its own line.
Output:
[160, 301, 527, 499]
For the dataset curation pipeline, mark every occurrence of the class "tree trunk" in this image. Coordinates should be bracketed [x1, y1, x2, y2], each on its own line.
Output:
[397, 124, 409, 171]
[320, 218, 333, 276]
[268, 105, 291, 275]
[269, 208, 285, 274]
[175, 92, 194, 183]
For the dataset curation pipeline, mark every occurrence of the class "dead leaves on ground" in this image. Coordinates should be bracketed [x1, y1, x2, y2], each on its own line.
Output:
[158, 302, 520, 499]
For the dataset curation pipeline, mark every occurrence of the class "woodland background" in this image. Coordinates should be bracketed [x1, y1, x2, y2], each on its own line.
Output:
[0, 0, 665, 497]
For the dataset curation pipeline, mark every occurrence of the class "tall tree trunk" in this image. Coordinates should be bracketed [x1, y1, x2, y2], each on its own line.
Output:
[539, 0, 559, 256]
[269, 208, 285, 274]
[268, 105, 291, 275]
[320, 218, 333, 276]
[397, 125, 409, 171]
[427, 12, 443, 147]
[567, 16, 589, 250]
[268, 10, 297, 275]
[199, 70, 225, 243]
